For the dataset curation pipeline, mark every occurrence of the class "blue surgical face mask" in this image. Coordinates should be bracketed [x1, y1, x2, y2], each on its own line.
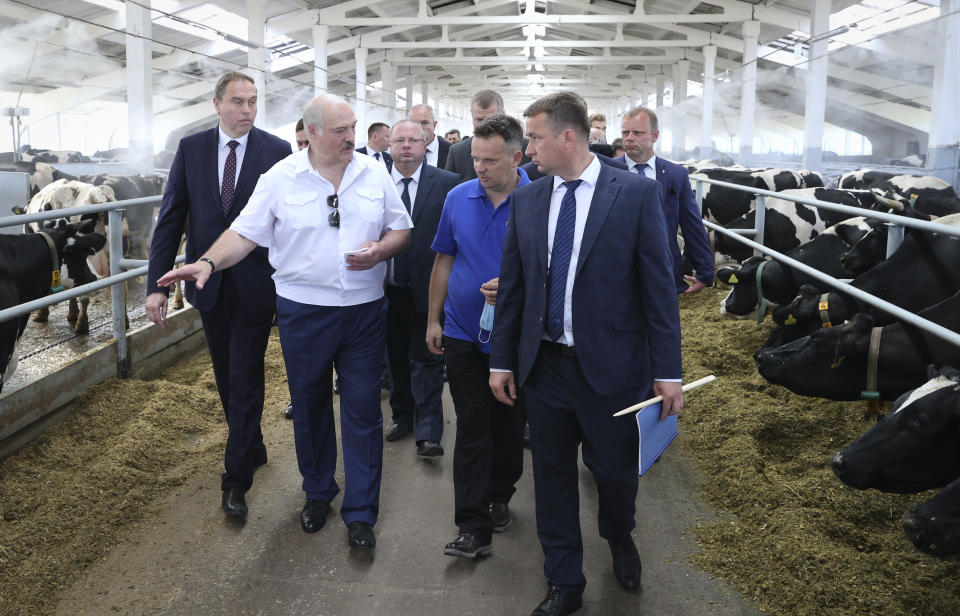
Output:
[478, 302, 495, 343]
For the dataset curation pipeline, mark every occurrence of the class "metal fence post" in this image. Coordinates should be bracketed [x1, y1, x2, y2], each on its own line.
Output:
[108, 208, 129, 378]
[754, 194, 766, 257]
[885, 223, 905, 259]
[696, 179, 704, 214]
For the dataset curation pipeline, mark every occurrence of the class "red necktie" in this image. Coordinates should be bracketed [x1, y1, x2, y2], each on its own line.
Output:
[221, 140, 239, 215]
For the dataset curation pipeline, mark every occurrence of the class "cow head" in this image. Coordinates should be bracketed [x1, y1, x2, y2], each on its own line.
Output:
[771, 284, 850, 337]
[716, 257, 766, 318]
[841, 225, 888, 276]
[831, 365, 960, 494]
[754, 313, 875, 400]
[61, 232, 107, 287]
[903, 475, 960, 557]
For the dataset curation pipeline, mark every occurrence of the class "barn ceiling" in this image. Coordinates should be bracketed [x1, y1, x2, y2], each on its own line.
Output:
[0, 0, 945, 151]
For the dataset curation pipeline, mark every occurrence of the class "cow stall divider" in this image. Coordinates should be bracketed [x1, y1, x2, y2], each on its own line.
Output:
[692, 175, 960, 351]
[0, 196, 196, 457]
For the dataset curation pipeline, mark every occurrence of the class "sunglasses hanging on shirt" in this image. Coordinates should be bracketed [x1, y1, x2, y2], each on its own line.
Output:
[327, 194, 339, 228]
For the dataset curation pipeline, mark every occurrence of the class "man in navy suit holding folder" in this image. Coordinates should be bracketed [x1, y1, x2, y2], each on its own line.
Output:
[489, 92, 684, 616]
[146, 71, 292, 520]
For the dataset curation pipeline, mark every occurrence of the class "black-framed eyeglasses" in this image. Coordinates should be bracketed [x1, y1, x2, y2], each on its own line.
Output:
[327, 194, 339, 228]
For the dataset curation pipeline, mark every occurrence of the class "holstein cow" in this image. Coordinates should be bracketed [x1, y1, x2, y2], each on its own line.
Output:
[25, 179, 116, 333]
[1, 160, 76, 199]
[839, 170, 957, 202]
[713, 188, 905, 265]
[18, 147, 91, 164]
[78, 173, 166, 259]
[770, 223, 960, 338]
[842, 212, 960, 276]
[716, 217, 877, 321]
[692, 167, 804, 225]
[754, 291, 960, 401]
[831, 365, 960, 494]
[903, 475, 960, 557]
[1, 221, 105, 392]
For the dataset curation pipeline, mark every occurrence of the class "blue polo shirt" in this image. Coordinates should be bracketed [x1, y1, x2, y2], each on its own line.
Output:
[431, 168, 531, 354]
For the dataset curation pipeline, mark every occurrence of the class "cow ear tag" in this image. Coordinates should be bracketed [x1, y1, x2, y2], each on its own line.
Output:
[784, 314, 797, 326]
[728, 274, 738, 284]
[50, 269, 64, 294]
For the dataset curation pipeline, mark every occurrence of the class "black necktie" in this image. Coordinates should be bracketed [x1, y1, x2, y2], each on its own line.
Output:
[545, 179, 582, 341]
[633, 162, 649, 175]
[221, 140, 239, 214]
[374, 152, 381, 161]
[393, 178, 413, 285]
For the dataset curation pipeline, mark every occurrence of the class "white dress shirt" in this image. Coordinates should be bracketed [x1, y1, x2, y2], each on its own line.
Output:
[231, 148, 413, 307]
[424, 136, 439, 167]
[217, 126, 249, 190]
[625, 153, 656, 180]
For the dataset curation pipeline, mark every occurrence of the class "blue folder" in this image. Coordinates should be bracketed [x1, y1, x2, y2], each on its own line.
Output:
[636, 402, 678, 476]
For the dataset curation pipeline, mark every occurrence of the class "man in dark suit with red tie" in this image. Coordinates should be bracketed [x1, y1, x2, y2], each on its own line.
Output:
[616, 106, 713, 294]
[489, 92, 684, 616]
[146, 71, 292, 520]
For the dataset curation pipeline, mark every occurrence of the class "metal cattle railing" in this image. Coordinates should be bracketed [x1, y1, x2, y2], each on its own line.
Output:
[0, 195, 184, 378]
[691, 175, 960, 349]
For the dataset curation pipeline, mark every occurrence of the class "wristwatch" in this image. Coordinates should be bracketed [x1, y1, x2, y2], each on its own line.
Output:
[198, 257, 216, 272]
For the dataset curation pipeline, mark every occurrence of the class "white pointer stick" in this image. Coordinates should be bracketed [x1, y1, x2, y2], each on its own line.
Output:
[612, 375, 717, 417]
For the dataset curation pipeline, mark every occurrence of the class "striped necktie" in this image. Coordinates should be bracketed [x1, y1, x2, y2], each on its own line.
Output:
[545, 179, 582, 341]
[221, 140, 239, 215]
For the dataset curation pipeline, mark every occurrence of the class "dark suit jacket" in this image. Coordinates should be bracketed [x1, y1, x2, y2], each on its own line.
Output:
[520, 152, 625, 182]
[447, 136, 533, 183]
[147, 126, 292, 311]
[356, 146, 392, 166]
[387, 161, 461, 314]
[615, 154, 714, 292]
[490, 164, 682, 395]
[425, 137, 450, 170]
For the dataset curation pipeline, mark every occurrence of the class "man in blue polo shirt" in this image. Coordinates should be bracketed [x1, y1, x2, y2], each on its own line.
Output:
[426, 114, 529, 559]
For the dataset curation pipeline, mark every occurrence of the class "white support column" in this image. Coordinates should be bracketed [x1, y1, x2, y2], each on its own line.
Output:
[802, 0, 830, 171]
[673, 59, 689, 159]
[355, 47, 368, 138]
[312, 25, 328, 97]
[655, 73, 665, 109]
[420, 81, 429, 107]
[738, 20, 761, 166]
[701, 45, 717, 160]
[125, 0, 152, 173]
[380, 60, 396, 117]
[247, 0, 266, 125]
[404, 75, 414, 115]
[928, 0, 960, 191]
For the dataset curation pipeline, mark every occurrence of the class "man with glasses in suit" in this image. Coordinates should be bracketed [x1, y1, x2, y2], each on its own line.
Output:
[155, 94, 412, 552]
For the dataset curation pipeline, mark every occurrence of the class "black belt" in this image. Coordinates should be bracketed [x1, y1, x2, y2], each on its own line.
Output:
[541, 340, 576, 357]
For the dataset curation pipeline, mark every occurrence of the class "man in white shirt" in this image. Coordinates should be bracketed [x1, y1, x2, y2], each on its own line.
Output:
[408, 104, 450, 168]
[156, 94, 412, 552]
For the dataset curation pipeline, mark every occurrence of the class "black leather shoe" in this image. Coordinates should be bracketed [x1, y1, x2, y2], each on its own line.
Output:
[531, 586, 583, 616]
[443, 532, 491, 558]
[300, 499, 331, 533]
[416, 440, 444, 457]
[253, 447, 268, 469]
[347, 521, 376, 549]
[385, 423, 412, 442]
[609, 536, 642, 591]
[283, 403, 293, 419]
[490, 502, 511, 532]
[221, 488, 247, 518]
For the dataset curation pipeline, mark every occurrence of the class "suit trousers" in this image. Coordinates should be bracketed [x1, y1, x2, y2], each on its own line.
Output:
[198, 271, 274, 493]
[276, 295, 387, 526]
[443, 336, 525, 541]
[524, 342, 648, 592]
[385, 285, 445, 442]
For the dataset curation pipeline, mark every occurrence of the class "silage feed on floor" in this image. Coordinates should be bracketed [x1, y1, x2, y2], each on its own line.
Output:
[678, 287, 960, 615]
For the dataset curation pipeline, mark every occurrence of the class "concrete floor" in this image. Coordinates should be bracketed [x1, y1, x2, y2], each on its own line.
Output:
[54, 387, 760, 616]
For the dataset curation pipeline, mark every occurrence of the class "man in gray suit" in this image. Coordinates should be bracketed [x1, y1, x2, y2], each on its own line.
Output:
[446, 90, 530, 182]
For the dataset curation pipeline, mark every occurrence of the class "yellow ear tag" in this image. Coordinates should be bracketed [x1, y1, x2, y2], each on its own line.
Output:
[830, 356, 845, 369]
[728, 274, 738, 284]
[51, 270, 61, 287]
[784, 314, 797, 326]
[818, 301, 829, 311]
